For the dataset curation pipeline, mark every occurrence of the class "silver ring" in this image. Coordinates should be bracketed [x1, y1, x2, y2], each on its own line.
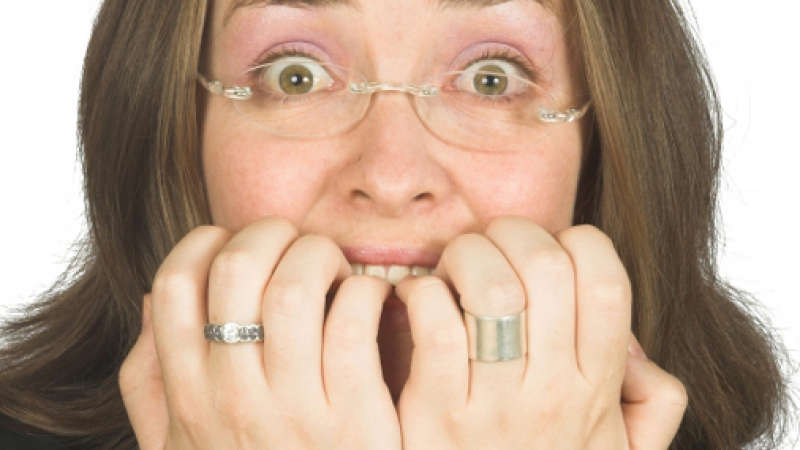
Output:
[464, 311, 527, 362]
[204, 323, 264, 344]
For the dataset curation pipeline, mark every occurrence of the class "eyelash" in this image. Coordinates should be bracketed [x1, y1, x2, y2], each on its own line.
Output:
[250, 46, 539, 82]
[255, 46, 320, 66]
[468, 49, 539, 83]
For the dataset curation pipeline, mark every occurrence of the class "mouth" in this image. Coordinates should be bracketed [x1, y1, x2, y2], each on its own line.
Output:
[348, 264, 438, 333]
[350, 264, 434, 286]
[323, 246, 442, 331]
[340, 246, 440, 286]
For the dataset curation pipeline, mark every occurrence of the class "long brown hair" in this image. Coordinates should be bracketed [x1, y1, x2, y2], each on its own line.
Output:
[0, 0, 793, 449]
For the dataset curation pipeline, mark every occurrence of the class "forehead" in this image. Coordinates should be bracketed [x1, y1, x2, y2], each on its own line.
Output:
[225, 0, 549, 22]
[213, 0, 569, 88]
[229, 0, 525, 10]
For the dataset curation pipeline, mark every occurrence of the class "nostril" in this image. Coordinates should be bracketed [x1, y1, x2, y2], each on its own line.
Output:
[353, 189, 370, 200]
[413, 192, 432, 201]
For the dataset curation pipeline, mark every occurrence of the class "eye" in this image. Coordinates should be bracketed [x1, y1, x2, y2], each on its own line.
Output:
[261, 57, 334, 95]
[455, 59, 528, 97]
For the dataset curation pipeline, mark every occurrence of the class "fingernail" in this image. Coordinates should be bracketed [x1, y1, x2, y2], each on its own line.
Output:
[628, 334, 648, 360]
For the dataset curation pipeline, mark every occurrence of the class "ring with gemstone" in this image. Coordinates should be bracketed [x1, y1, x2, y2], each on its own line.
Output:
[204, 323, 264, 344]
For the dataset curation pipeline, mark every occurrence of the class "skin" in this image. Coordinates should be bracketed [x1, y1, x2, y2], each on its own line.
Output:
[119, 0, 688, 448]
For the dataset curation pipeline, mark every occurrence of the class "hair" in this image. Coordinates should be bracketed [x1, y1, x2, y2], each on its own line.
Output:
[0, 0, 794, 449]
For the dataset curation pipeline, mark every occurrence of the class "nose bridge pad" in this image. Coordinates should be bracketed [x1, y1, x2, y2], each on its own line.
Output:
[350, 80, 440, 136]
[362, 82, 418, 128]
[350, 81, 439, 97]
[373, 81, 416, 93]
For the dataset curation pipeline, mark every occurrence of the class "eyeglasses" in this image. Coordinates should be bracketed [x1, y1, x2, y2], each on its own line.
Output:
[198, 57, 591, 152]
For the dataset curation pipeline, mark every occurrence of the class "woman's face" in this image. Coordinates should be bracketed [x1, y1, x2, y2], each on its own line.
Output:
[202, 0, 584, 279]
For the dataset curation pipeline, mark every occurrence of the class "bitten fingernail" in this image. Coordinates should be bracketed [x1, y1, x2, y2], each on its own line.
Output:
[628, 334, 648, 360]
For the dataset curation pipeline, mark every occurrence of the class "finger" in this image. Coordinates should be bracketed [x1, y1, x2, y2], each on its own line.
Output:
[484, 217, 577, 378]
[262, 235, 351, 403]
[395, 275, 468, 414]
[435, 234, 526, 404]
[555, 225, 631, 383]
[120, 295, 169, 450]
[622, 335, 688, 450]
[323, 276, 394, 412]
[207, 217, 298, 378]
[150, 226, 232, 389]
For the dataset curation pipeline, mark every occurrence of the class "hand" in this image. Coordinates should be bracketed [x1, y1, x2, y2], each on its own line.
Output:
[119, 217, 402, 450]
[395, 216, 686, 449]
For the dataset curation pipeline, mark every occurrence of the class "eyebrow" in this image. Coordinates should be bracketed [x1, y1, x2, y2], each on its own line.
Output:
[225, 0, 524, 26]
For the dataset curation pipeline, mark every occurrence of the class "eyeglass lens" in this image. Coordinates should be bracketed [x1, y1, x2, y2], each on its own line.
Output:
[231, 62, 561, 151]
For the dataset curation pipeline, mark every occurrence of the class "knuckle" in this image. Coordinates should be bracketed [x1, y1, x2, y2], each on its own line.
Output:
[572, 223, 603, 235]
[588, 276, 631, 311]
[557, 224, 616, 252]
[487, 215, 529, 229]
[296, 234, 339, 255]
[558, 224, 605, 242]
[188, 224, 233, 243]
[403, 276, 450, 310]
[195, 224, 232, 236]
[524, 246, 573, 276]
[659, 374, 689, 411]
[425, 325, 467, 355]
[399, 280, 466, 355]
[409, 274, 448, 293]
[446, 233, 484, 254]
[325, 316, 371, 351]
[152, 267, 196, 303]
[265, 277, 310, 316]
[325, 354, 366, 385]
[210, 248, 256, 287]
[476, 278, 525, 313]
[293, 234, 344, 268]
[253, 216, 298, 237]
[340, 274, 385, 292]
[118, 356, 139, 395]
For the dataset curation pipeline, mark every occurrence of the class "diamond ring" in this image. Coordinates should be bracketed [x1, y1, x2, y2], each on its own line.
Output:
[204, 323, 264, 344]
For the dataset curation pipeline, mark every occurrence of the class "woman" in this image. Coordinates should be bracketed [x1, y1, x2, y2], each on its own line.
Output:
[0, 0, 793, 448]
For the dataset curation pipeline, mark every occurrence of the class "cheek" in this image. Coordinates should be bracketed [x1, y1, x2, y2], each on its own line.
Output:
[202, 103, 335, 230]
[202, 95, 584, 235]
[458, 128, 582, 233]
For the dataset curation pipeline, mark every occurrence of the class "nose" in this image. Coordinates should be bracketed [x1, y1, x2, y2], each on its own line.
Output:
[336, 92, 450, 217]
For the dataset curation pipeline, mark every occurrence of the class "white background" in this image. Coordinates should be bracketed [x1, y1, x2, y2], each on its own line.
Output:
[1, 0, 798, 446]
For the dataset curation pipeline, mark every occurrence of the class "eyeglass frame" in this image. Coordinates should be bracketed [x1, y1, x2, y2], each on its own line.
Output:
[196, 64, 592, 137]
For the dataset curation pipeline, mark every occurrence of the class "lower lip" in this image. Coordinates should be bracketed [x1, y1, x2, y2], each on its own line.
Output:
[380, 293, 410, 332]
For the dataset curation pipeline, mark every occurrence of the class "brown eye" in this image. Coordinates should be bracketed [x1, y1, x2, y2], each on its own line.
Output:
[473, 65, 508, 96]
[455, 59, 529, 98]
[261, 57, 334, 96]
[279, 64, 314, 95]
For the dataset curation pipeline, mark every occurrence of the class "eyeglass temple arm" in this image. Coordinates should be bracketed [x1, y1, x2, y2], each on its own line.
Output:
[539, 100, 592, 123]
[197, 74, 253, 100]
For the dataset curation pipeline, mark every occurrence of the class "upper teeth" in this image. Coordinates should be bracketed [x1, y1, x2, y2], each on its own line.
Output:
[350, 264, 433, 285]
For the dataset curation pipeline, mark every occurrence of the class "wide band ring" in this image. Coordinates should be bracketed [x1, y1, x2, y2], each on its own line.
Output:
[464, 311, 527, 362]
[204, 323, 264, 344]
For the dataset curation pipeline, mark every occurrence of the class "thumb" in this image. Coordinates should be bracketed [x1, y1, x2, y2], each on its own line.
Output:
[119, 294, 169, 450]
[621, 334, 688, 450]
